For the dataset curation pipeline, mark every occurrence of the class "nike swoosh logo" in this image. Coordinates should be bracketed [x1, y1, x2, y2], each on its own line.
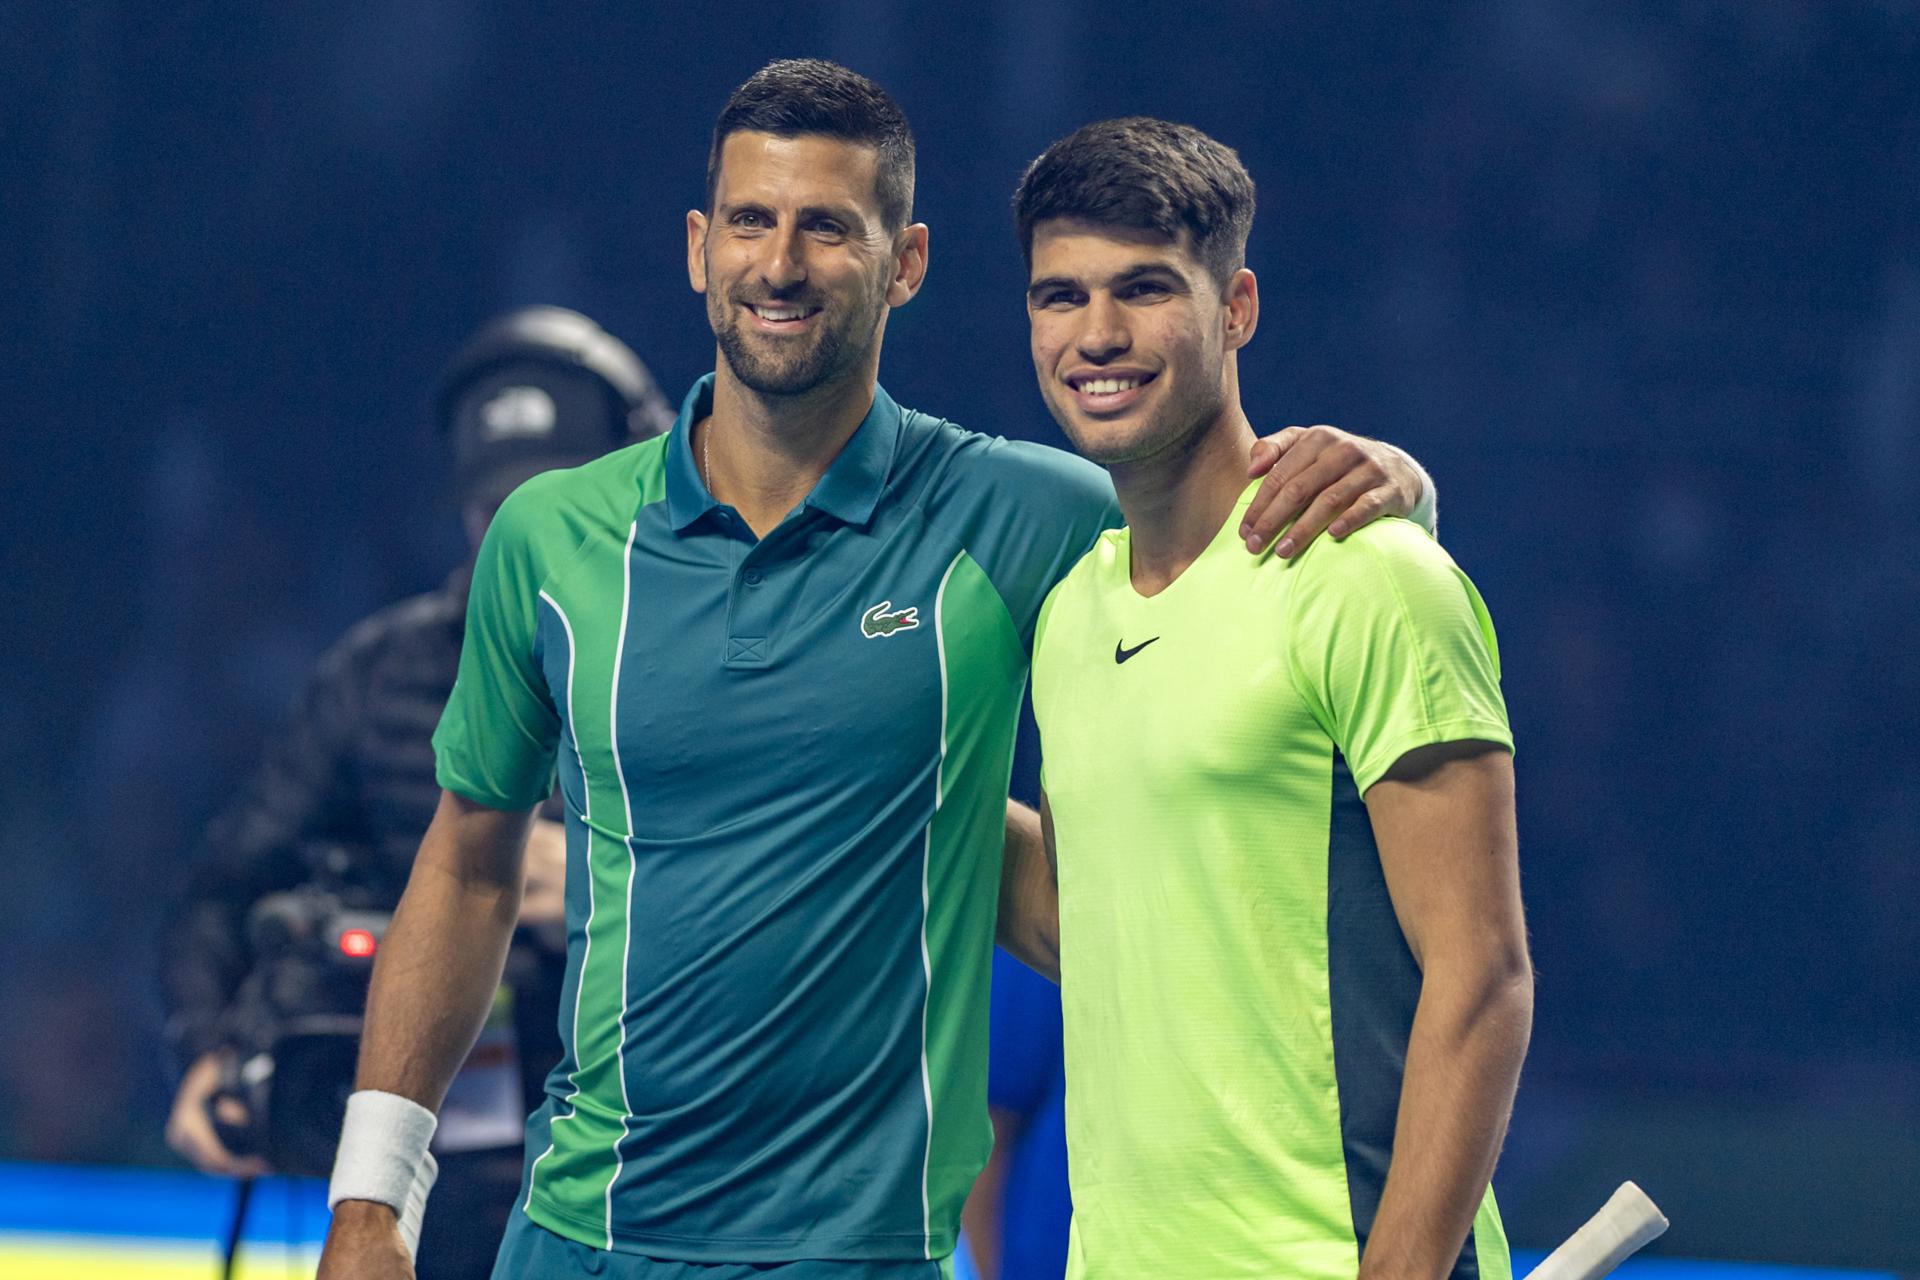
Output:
[1114, 637, 1160, 664]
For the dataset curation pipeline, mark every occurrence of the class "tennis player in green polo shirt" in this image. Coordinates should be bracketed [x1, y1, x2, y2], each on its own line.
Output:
[1016, 119, 1532, 1280]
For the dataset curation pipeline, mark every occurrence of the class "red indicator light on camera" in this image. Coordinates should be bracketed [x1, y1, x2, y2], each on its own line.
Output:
[339, 928, 378, 958]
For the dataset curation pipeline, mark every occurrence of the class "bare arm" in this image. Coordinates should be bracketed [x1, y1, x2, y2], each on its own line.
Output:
[1356, 741, 1531, 1280]
[353, 789, 531, 1103]
[959, 1107, 1021, 1280]
[319, 789, 532, 1277]
[994, 797, 1059, 983]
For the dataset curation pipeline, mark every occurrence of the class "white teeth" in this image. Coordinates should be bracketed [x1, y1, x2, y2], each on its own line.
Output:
[752, 306, 809, 321]
[1080, 378, 1140, 395]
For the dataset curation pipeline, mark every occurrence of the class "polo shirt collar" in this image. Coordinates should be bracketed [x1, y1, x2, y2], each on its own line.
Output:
[664, 372, 905, 532]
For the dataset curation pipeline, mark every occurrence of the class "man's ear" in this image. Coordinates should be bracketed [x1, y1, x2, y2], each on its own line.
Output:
[1224, 267, 1259, 352]
[887, 223, 931, 307]
[687, 209, 709, 294]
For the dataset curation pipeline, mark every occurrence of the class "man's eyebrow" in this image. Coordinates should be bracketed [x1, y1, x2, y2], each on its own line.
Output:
[1110, 262, 1186, 286]
[795, 203, 865, 228]
[1028, 263, 1186, 300]
[718, 199, 867, 229]
[1026, 275, 1080, 299]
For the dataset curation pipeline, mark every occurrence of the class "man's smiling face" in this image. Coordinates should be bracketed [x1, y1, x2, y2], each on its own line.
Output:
[1025, 218, 1242, 467]
[690, 131, 901, 397]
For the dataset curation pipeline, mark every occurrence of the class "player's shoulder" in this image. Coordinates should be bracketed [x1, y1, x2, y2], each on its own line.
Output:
[493, 435, 669, 546]
[1282, 516, 1495, 645]
[899, 408, 1117, 523]
[1284, 514, 1460, 587]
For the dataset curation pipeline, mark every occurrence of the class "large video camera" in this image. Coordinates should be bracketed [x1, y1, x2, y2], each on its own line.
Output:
[210, 878, 393, 1178]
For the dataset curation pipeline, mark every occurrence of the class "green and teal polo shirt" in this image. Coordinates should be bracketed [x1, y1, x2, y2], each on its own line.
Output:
[432, 374, 1119, 1263]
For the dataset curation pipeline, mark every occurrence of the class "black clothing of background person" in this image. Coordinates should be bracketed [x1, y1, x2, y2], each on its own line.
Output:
[160, 565, 566, 1280]
[162, 567, 478, 1068]
[158, 307, 674, 1280]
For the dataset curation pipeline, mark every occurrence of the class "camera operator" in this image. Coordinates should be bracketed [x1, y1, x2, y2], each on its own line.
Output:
[161, 306, 674, 1279]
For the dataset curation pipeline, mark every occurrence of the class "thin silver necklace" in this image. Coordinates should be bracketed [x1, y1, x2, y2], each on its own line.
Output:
[701, 422, 713, 495]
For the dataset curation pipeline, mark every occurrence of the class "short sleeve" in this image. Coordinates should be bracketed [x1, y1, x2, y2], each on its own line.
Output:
[433, 487, 562, 810]
[942, 438, 1122, 650]
[1284, 518, 1512, 794]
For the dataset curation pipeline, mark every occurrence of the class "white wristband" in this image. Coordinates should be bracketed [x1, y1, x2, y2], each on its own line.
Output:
[328, 1090, 440, 1258]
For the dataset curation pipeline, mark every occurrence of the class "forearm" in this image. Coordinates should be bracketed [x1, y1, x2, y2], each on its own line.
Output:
[994, 799, 1059, 983]
[1358, 960, 1532, 1279]
[352, 796, 529, 1110]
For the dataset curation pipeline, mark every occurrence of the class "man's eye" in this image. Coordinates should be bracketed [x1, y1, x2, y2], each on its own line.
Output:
[1123, 281, 1169, 298]
[1038, 290, 1080, 308]
[732, 211, 767, 229]
[809, 220, 846, 237]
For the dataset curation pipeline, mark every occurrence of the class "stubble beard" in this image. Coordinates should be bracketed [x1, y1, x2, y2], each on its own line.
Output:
[708, 270, 886, 398]
[1053, 373, 1228, 471]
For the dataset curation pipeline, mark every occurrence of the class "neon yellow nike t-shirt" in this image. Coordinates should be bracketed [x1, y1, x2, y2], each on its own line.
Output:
[1032, 485, 1514, 1279]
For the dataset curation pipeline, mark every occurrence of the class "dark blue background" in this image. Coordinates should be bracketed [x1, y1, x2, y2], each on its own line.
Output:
[3, 1, 1916, 1268]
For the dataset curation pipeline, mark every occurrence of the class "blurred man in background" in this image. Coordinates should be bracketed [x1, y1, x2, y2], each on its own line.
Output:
[161, 306, 675, 1280]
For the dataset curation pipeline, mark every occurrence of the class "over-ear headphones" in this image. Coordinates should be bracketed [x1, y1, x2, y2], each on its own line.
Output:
[434, 306, 675, 446]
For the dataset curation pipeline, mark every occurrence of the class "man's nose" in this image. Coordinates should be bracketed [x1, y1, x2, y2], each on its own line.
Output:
[1076, 293, 1130, 362]
[760, 226, 808, 291]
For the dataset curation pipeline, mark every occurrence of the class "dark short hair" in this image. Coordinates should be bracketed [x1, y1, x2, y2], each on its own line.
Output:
[707, 58, 916, 232]
[1013, 117, 1256, 287]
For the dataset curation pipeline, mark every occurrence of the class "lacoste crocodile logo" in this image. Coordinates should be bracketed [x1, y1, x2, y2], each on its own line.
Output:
[861, 600, 921, 639]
